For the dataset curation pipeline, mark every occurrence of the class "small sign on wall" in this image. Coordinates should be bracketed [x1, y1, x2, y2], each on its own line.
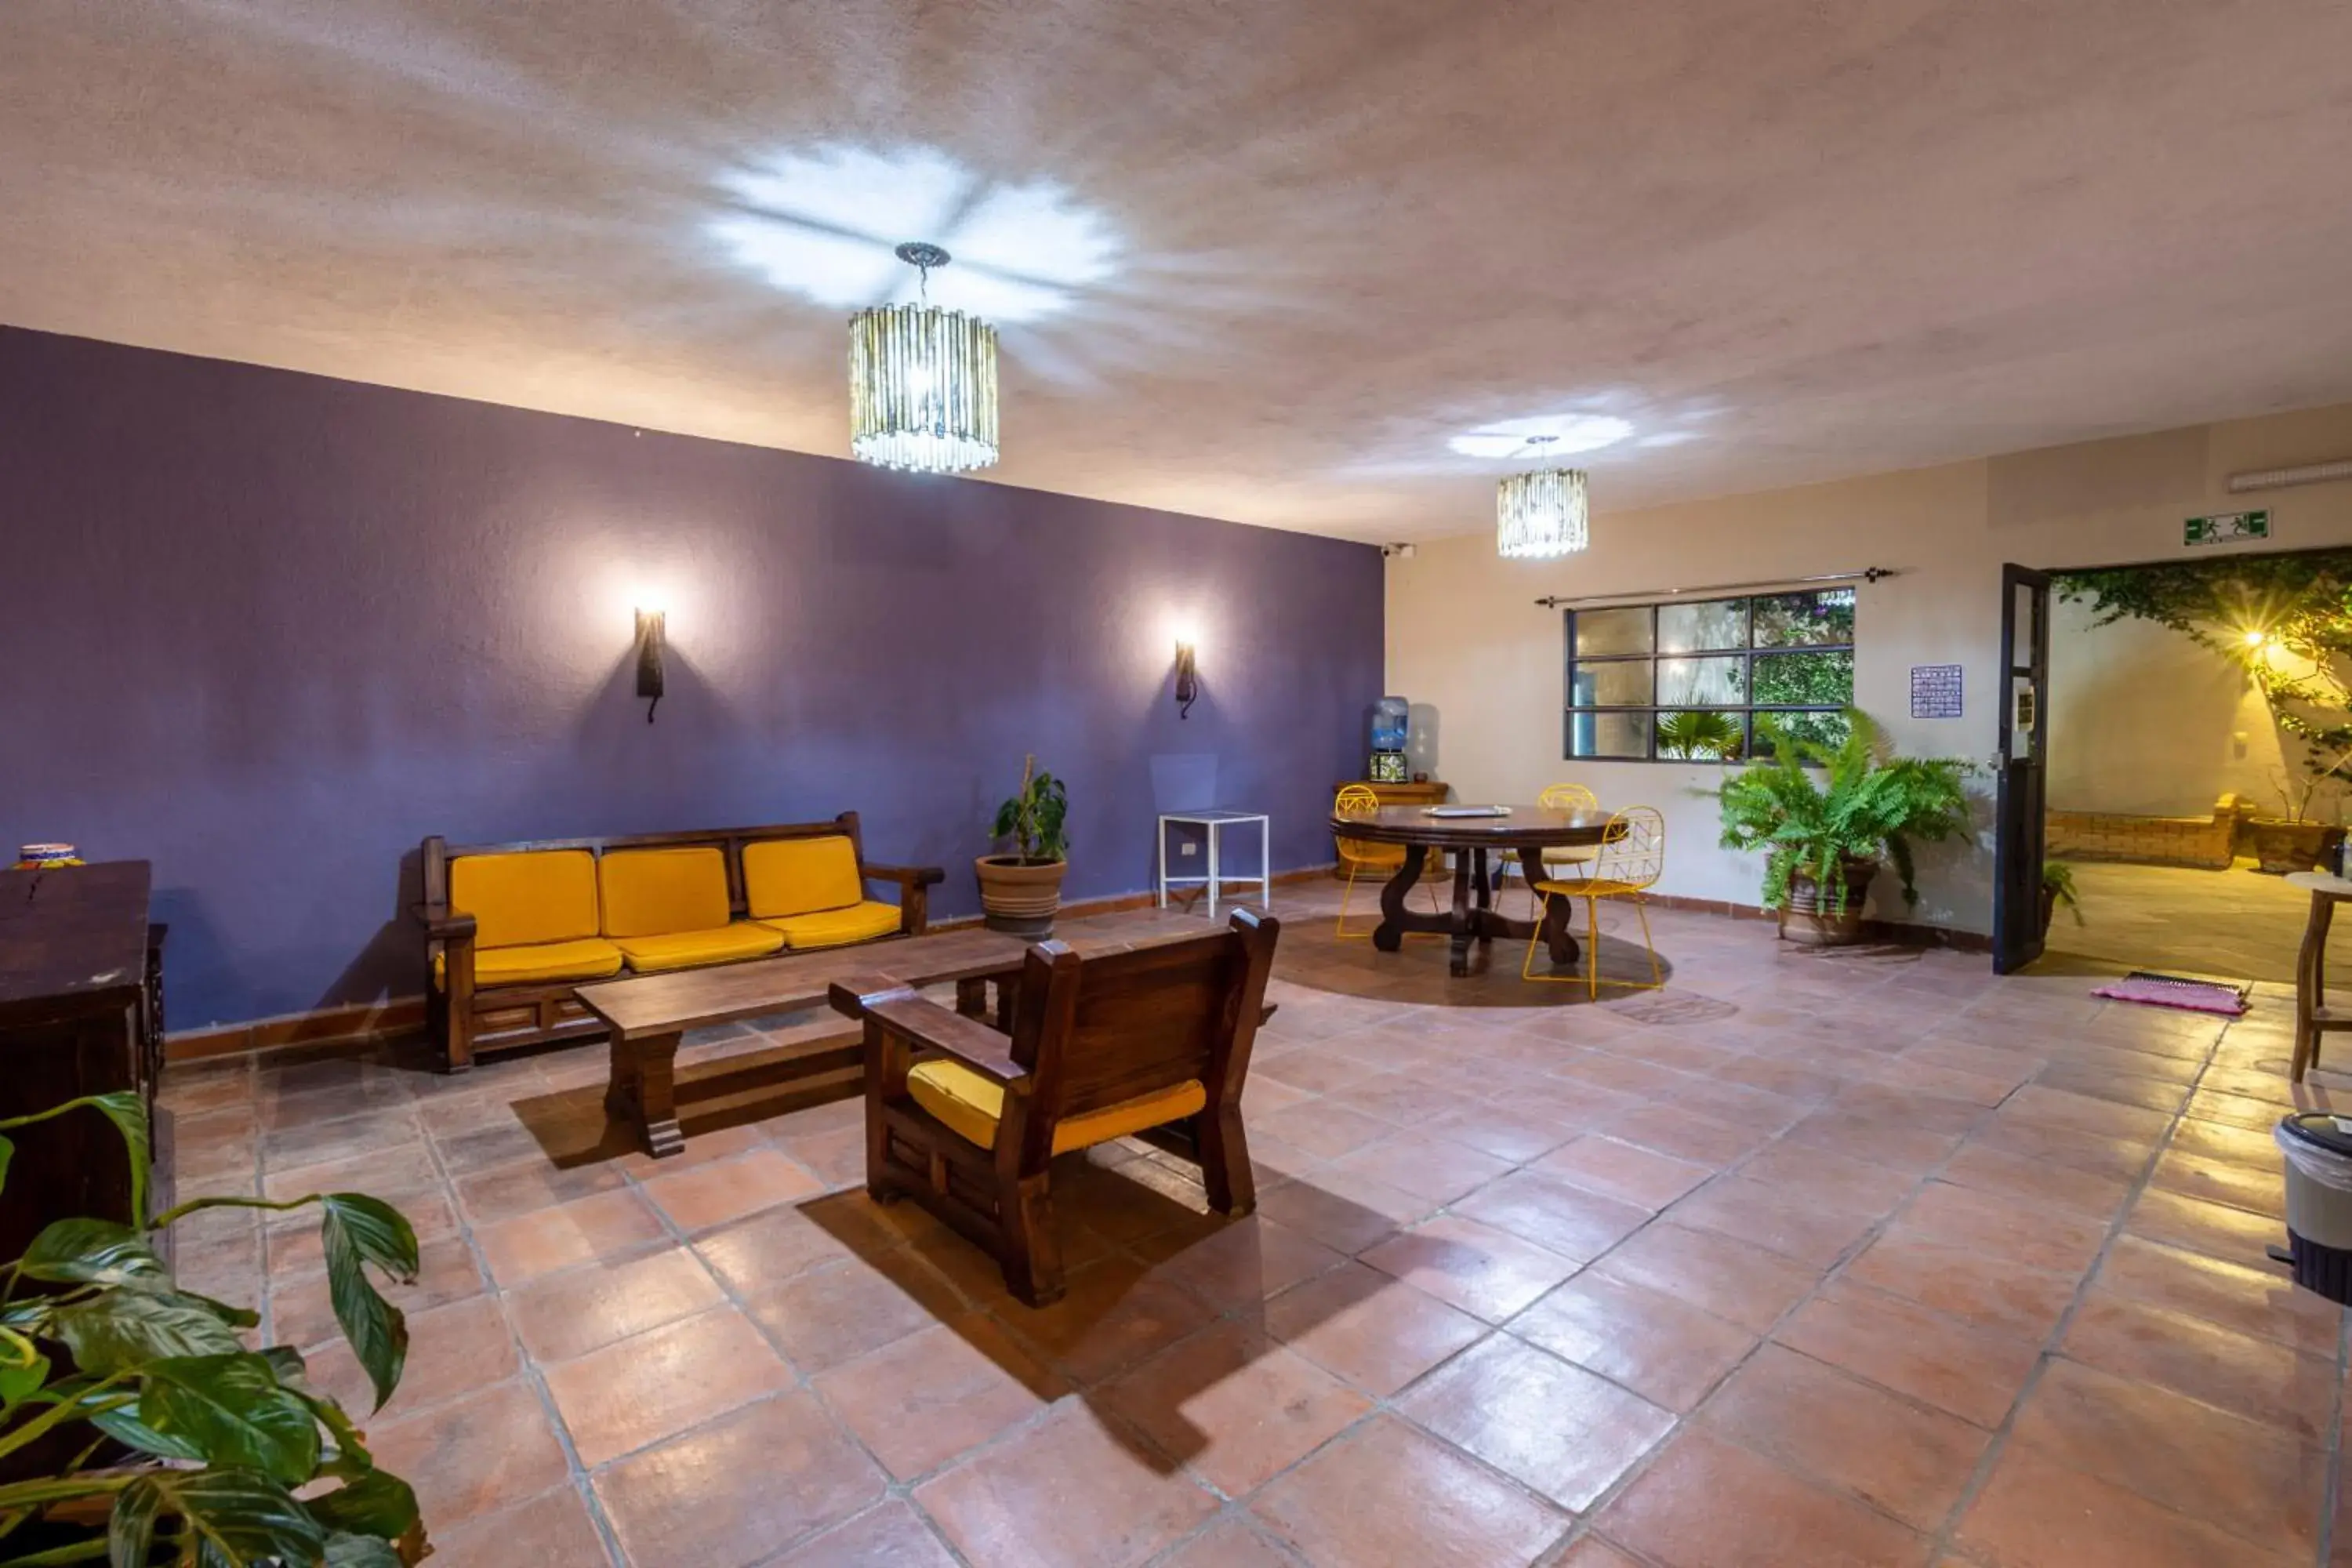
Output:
[1910, 663, 1963, 719]
[2185, 510, 2270, 547]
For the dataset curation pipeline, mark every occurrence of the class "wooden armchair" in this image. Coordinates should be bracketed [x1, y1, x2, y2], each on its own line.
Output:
[828, 909, 1279, 1307]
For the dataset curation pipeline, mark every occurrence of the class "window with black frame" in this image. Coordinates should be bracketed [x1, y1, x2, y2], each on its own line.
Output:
[1563, 587, 1855, 760]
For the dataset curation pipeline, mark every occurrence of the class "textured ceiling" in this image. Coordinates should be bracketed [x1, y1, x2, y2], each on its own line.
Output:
[5, 0, 2351, 541]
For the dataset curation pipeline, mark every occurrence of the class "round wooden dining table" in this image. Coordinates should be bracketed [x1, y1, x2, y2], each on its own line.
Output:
[1327, 804, 1615, 977]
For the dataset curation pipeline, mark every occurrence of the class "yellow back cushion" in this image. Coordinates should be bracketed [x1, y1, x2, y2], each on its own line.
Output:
[599, 847, 731, 938]
[449, 851, 601, 949]
[742, 836, 865, 919]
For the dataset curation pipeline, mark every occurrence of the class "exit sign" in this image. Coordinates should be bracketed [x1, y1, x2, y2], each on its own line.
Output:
[2185, 510, 2270, 546]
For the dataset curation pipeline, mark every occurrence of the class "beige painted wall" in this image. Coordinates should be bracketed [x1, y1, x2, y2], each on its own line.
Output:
[2046, 600, 2287, 818]
[1386, 404, 2352, 935]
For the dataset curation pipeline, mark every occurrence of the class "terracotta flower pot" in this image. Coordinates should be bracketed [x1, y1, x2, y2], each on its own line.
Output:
[2245, 818, 2344, 876]
[975, 855, 1068, 937]
[1779, 858, 1878, 947]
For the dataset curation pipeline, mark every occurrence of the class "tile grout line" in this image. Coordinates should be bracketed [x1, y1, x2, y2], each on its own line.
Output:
[418, 1101, 637, 1568]
[1918, 1002, 2245, 1566]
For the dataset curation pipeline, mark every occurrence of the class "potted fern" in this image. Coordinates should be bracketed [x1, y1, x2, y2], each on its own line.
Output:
[1715, 709, 1973, 946]
[976, 754, 1069, 936]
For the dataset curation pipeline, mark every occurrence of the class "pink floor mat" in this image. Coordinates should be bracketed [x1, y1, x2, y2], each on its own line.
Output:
[2091, 971, 2250, 1016]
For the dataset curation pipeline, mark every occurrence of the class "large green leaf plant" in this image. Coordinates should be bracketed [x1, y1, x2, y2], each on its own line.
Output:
[0, 1094, 426, 1566]
[990, 754, 1069, 864]
[1715, 708, 1974, 915]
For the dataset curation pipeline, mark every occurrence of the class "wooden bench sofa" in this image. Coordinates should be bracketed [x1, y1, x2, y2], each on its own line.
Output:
[413, 814, 943, 1071]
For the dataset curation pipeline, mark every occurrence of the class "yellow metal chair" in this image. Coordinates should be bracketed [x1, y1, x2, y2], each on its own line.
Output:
[1537, 782, 1602, 881]
[1334, 785, 1440, 938]
[1523, 806, 1665, 996]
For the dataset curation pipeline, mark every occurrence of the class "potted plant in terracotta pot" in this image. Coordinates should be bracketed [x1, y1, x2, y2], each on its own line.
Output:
[1715, 709, 1973, 946]
[2246, 757, 2352, 873]
[977, 754, 1069, 935]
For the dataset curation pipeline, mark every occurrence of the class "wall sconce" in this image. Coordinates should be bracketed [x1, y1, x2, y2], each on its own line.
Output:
[635, 609, 666, 723]
[1173, 638, 1199, 720]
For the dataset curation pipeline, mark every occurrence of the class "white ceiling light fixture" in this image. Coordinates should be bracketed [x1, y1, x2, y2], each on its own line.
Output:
[848, 242, 1000, 474]
[1495, 436, 1589, 561]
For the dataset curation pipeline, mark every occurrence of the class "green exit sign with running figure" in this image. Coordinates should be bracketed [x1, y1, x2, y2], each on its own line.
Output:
[2184, 510, 2270, 546]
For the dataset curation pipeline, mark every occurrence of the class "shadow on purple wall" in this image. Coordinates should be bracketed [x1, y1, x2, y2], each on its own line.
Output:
[0, 327, 1383, 1029]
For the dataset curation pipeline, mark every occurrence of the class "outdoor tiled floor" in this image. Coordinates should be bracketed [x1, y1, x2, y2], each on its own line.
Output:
[163, 881, 2352, 1566]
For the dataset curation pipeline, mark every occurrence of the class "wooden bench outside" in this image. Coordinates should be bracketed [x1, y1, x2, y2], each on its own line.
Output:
[413, 813, 943, 1072]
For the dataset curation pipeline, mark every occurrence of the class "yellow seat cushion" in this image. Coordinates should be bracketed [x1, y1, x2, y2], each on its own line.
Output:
[758, 899, 903, 949]
[612, 922, 785, 973]
[743, 836, 866, 920]
[600, 847, 731, 938]
[462, 938, 626, 987]
[906, 1058, 1208, 1154]
[451, 850, 601, 949]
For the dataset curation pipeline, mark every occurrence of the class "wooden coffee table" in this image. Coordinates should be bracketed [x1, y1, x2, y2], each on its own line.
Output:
[578, 925, 1187, 1156]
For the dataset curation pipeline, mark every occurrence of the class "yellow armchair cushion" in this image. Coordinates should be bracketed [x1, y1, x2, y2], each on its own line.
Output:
[742, 836, 866, 920]
[758, 899, 903, 950]
[906, 1058, 1208, 1155]
[612, 922, 785, 973]
[450, 851, 601, 949]
[442, 938, 626, 988]
[600, 847, 731, 938]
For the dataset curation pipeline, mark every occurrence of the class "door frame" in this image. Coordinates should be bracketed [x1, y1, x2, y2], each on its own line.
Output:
[1991, 564, 2053, 973]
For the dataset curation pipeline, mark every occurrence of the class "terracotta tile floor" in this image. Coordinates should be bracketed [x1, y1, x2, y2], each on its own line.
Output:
[165, 880, 2352, 1566]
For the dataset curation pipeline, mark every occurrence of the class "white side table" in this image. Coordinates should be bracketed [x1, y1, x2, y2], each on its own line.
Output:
[1156, 810, 1272, 919]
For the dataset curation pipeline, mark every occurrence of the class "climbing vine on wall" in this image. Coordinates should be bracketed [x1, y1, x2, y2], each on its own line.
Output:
[2054, 548, 2352, 818]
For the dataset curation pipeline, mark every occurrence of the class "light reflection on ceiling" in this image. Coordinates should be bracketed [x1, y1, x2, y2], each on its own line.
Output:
[706, 144, 1121, 323]
[1446, 413, 1635, 460]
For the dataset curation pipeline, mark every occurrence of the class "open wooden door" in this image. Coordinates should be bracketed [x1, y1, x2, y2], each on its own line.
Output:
[1992, 564, 2053, 973]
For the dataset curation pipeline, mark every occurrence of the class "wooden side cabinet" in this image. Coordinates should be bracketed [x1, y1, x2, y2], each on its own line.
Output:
[0, 861, 169, 1261]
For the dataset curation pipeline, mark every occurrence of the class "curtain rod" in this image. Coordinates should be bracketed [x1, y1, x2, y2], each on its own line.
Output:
[1534, 566, 1896, 611]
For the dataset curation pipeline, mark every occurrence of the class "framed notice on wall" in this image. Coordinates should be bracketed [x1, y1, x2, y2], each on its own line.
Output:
[1910, 663, 1963, 719]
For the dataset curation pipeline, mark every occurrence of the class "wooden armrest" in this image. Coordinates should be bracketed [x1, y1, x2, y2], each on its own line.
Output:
[862, 862, 946, 890]
[864, 993, 1028, 1084]
[409, 901, 476, 940]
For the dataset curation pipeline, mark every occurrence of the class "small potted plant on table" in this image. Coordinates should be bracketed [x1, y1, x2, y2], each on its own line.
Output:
[977, 754, 1069, 936]
[1715, 709, 1973, 946]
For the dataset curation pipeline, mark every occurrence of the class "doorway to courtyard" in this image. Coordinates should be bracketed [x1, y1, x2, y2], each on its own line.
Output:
[2030, 546, 2352, 984]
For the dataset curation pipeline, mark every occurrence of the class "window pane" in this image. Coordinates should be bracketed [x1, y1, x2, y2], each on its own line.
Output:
[1657, 655, 1747, 707]
[1657, 598, 1747, 653]
[1760, 709, 1853, 750]
[1573, 607, 1653, 657]
[1570, 661, 1653, 706]
[1751, 588, 1856, 648]
[1753, 650, 1853, 707]
[1567, 709, 1652, 758]
[1656, 710, 1748, 760]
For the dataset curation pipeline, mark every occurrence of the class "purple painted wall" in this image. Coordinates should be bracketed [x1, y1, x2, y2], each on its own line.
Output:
[0, 327, 1382, 1029]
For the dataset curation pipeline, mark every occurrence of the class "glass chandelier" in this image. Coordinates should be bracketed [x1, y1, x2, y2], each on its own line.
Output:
[848, 242, 1000, 474]
[1495, 437, 1589, 559]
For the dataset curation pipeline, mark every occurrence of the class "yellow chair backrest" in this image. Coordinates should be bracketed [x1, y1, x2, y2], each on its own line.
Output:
[743, 836, 863, 919]
[599, 847, 732, 938]
[451, 851, 601, 949]
[1333, 785, 1402, 869]
[1539, 782, 1599, 812]
[1592, 807, 1666, 890]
